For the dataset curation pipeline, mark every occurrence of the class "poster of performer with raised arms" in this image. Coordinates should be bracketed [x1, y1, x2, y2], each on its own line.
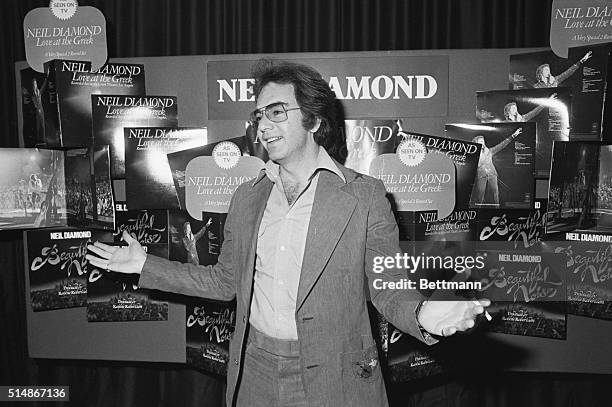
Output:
[476, 88, 571, 178]
[445, 122, 535, 209]
[510, 43, 611, 142]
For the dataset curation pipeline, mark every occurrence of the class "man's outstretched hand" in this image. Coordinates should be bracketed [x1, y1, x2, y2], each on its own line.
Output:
[417, 299, 491, 337]
[86, 231, 147, 275]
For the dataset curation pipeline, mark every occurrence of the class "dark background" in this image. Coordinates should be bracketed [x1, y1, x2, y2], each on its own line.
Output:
[2, 1, 610, 406]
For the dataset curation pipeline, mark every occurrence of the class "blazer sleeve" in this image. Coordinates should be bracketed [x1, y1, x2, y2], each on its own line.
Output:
[365, 179, 438, 345]
[136, 188, 241, 301]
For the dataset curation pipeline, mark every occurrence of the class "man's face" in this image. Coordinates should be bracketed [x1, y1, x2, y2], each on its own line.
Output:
[255, 82, 316, 165]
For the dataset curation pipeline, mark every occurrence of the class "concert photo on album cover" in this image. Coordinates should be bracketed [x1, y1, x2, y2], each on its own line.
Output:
[124, 127, 207, 210]
[471, 250, 567, 340]
[27, 228, 112, 311]
[168, 210, 225, 266]
[0, 149, 66, 230]
[64, 146, 115, 231]
[445, 122, 535, 209]
[546, 142, 612, 238]
[552, 241, 612, 321]
[509, 43, 611, 142]
[91, 95, 179, 179]
[20, 67, 58, 148]
[476, 88, 571, 178]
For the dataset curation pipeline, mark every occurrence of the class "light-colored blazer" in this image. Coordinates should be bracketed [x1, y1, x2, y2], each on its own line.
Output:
[139, 163, 434, 407]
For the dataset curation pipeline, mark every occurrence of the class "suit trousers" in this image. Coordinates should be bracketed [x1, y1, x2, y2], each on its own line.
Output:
[235, 326, 309, 407]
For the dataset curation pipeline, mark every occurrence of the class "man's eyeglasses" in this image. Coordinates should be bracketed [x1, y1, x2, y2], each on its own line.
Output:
[249, 103, 301, 126]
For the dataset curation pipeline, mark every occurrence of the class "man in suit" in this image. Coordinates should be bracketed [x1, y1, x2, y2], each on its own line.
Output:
[87, 59, 489, 407]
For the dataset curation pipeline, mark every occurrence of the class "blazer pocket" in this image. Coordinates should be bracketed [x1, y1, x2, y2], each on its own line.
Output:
[341, 344, 381, 384]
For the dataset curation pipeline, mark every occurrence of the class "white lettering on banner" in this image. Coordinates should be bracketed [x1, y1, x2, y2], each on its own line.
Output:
[217, 78, 256, 102]
[216, 75, 438, 102]
[329, 75, 438, 100]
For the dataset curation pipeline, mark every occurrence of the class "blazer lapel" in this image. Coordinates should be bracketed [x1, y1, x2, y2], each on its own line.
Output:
[239, 178, 272, 299]
[296, 171, 357, 311]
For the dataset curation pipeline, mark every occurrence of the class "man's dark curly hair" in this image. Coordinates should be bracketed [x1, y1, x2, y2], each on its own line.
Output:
[251, 59, 347, 163]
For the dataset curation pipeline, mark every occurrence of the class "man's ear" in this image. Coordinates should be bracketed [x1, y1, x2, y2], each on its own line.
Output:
[310, 117, 322, 134]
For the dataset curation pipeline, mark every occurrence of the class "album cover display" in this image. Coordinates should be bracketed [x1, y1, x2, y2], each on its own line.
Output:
[471, 250, 567, 339]
[91, 95, 178, 179]
[0, 147, 114, 231]
[393, 128, 482, 211]
[477, 200, 547, 249]
[510, 43, 611, 142]
[169, 210, 235, 374]
[114, 201, 169, 259]
[20, 61, 146, 148]
[124, 127, 207, 209]
[166, 135, 257, 211]
[446, 123, 535, 209]
[20, 67, 58, 148]
[552, 241, 612, 321]
[168, 210, 225, 266]
[476, 88, 571, 178]
[185, 298, 236, 375]
[546, 142, 612, 239]
[343, 119, 398, 174]
[27, 228, 112, 311]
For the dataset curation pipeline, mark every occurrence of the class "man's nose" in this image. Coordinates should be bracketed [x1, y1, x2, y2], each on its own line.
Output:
[258, 115, 273, 132]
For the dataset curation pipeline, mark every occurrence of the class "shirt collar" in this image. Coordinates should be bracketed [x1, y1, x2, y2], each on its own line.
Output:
[252, 147, 346, 186]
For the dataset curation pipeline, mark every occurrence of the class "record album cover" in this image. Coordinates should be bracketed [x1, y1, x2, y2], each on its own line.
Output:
[552, 241, 612, 321]
[167, 136, 251, 211]
[170, 210, 235, 375]
[124, 127, 207, 209]
[510, 43, 611, 142]
[446, 122, 535, 209]
[477, 200, 547, 249]
[471, 249, 567, 339]
[476, 88, 571, 178]
[546, 142, 612, 239]
[27, 228, 112, 311]
[86, 242, 169, 322]
[20, 60, 146, 148]
[0, 147, 114, 231]
[185, 298, 236, 375]
[393, 127, 482, 211]
[114, 201, 169, 259]
[91, 95, 178, 179]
